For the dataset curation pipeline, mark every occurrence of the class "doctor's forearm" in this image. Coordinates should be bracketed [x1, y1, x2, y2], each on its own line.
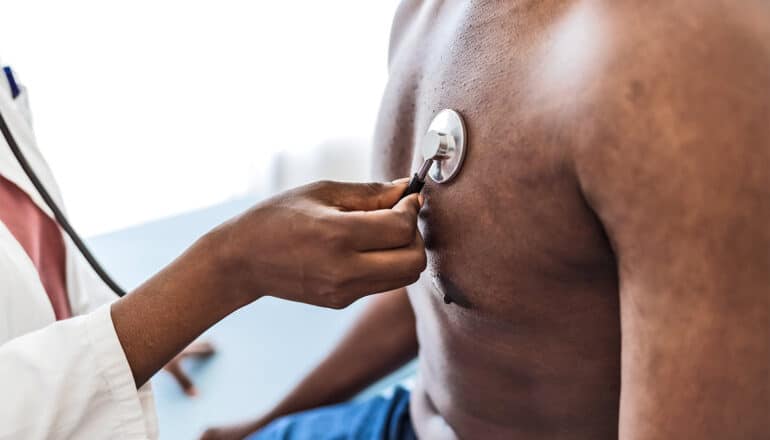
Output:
[111, 230, 251, 388]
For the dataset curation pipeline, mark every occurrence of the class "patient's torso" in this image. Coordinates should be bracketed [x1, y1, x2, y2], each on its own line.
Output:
[373, 1, 621, 438]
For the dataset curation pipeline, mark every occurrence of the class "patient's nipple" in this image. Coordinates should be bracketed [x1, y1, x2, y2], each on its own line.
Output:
[431, 273, 472, 308]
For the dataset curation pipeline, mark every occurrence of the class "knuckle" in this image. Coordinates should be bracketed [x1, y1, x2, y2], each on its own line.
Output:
[363, 181, 386, 195]
[399, 205, 417, 222]
[323, 289, 352, 309]
[325, 227, 346, 248]
[416, 251, 428, 271]
[397, 214, 417, 241]
[318, 266, 360, 309]
[315, 179, 335, 189]
[406, 273, 421, 286]
[330, 296, 352, 310]
[319, 217, 348, 247]
[356, 182, 384, 207]
[307, 180, 338, 200]
[408, 261, 425, 283]
[409, 257, 427, 281]
[306, 179, 331, 193]
[407, 247, 427, 274]
[322, 264, 352, 291]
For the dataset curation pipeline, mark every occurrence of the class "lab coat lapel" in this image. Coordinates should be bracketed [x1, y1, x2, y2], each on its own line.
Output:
[0, 221, 57, 341]
[0, 77, 66, 219]
[0, 66, 111, 318]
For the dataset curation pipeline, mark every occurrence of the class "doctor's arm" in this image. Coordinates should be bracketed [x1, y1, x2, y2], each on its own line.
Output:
[115, 180, 425, 390]
[0, 180, 425, 439]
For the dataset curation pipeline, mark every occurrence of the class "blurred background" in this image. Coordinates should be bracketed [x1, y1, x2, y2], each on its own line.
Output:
[1, 2, 411, 438]
[0, 0, 399, 236]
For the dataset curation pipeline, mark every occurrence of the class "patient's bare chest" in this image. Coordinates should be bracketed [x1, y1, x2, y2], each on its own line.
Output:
[373, 2, 615, 318]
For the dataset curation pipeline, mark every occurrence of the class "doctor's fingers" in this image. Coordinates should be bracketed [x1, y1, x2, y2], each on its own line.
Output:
[352, 230, 426, 291]
[336, 194, 422, 251]
[320, 233, 425, 309]
[316, 179, 410, 211]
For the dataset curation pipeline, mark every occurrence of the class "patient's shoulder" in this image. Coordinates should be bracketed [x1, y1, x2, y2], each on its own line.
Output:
[571, 0, 770, 158]
[603, 0, 770, 74]
[386, 0, 428, 69]
[571, 0, 770, 230]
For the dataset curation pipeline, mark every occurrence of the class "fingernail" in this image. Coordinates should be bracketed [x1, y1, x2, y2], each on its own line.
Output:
[391, 177, 410, 184]
[418, 194, 425, 207]
[187, 387, 199, 397]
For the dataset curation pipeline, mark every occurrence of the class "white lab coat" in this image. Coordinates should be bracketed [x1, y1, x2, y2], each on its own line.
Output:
[0, 62, 158, 439]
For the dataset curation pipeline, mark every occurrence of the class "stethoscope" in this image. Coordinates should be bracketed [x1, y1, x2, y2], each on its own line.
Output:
[400, 109, 468, 198]
[0, 106, 468, 300]
[0, 108, 128, 296]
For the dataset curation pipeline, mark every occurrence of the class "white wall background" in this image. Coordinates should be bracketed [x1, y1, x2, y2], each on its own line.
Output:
[0, 1, 399, 235]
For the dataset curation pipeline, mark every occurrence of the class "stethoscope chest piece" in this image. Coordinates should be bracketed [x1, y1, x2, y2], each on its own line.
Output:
[422, 109, 467, 184]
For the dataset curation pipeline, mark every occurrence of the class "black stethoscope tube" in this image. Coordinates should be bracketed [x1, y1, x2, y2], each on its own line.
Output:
[0, 108, 126, 297]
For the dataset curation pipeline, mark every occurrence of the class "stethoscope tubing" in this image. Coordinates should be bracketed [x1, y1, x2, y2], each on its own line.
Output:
[0, 108, 126, 297]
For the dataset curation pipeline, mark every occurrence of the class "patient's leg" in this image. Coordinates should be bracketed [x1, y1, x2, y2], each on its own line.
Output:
[248, 387, 415, 440]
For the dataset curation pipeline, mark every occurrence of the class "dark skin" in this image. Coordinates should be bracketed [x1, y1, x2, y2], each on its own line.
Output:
[204, 1, 769, 439]
[111, 180, 425, 391]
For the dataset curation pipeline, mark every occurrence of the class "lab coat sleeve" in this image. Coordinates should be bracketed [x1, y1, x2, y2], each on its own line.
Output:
[0, 304, 158, 440]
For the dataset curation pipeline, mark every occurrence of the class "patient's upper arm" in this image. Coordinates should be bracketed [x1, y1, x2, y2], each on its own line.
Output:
[574, 5, 770, 438]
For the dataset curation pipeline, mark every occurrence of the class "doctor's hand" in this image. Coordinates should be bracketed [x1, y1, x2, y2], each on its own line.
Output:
[211, 179, 426, 308]
[112, 179, 425, 391]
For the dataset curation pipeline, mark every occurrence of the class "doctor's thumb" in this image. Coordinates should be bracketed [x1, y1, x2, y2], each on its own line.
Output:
[391, 193, 422, 218]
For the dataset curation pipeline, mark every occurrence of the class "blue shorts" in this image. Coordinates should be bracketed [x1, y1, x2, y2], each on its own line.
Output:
[247, 387, 417, 440]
